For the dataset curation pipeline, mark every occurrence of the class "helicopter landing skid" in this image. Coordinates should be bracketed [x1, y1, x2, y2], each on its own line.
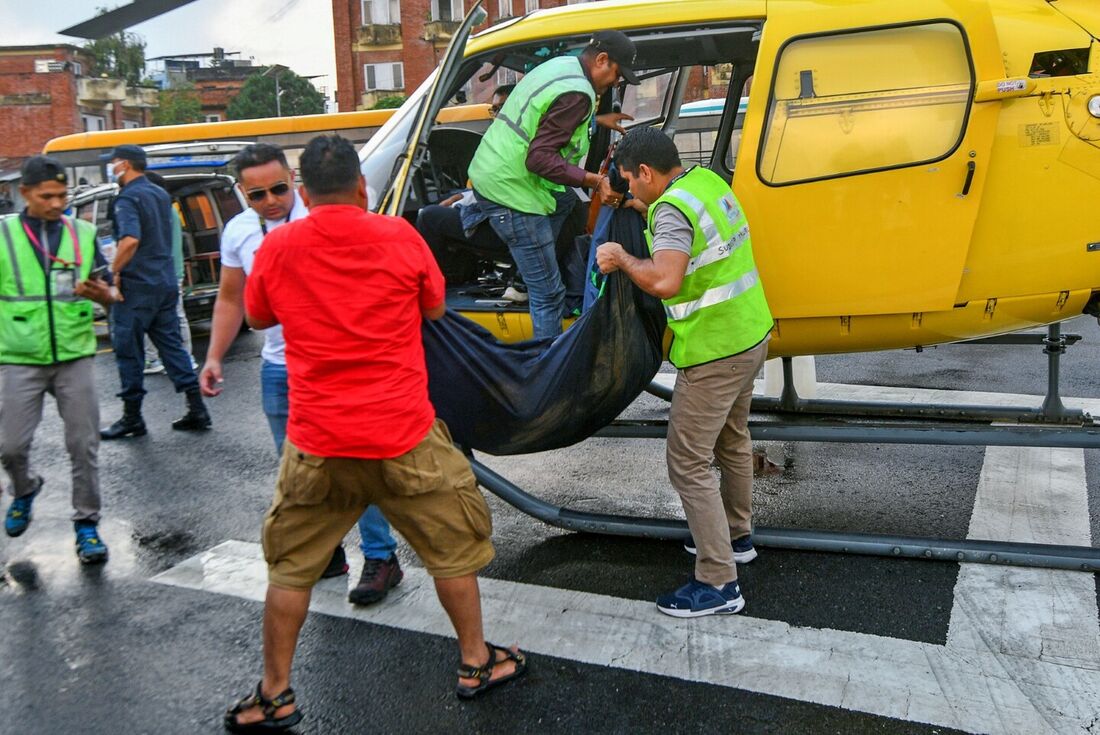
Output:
[467, 322, 1100, 572]
[469, 458, 1100, 573]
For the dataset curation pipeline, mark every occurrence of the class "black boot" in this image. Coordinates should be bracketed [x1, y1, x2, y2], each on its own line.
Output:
[172, 388, 211, 432]
[101, 400, 147, 440]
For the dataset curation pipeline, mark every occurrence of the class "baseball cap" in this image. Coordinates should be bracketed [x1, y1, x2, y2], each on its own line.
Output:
[20, 155, 68, 187]
[589, 30, 639, 85]
[99, 144, 146, 165]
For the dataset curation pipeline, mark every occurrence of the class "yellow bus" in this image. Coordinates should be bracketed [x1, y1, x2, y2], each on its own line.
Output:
[43, 109, 401, 186]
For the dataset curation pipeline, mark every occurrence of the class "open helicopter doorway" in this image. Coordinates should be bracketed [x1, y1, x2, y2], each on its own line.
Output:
[377, 20, 764, 340]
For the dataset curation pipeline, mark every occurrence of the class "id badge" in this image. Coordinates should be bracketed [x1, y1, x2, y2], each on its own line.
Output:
[51, 268, 77, 299]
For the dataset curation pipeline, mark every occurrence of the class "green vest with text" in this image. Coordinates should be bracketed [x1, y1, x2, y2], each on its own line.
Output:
[468, 56, 596, 216]
[0, 215, 98, 365]
[646, 167, 773, 368]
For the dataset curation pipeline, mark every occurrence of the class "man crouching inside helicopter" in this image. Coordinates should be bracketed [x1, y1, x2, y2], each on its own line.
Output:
[597, 126, 773, 618]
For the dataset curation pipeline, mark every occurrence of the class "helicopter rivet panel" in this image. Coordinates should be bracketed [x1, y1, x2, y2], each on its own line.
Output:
[1064, 84, 1100, 142]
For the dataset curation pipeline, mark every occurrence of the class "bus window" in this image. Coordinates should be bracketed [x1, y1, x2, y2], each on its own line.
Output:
[212, 187, 244, 222]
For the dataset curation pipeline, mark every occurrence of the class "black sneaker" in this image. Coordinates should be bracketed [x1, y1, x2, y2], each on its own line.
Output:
[348, 554, 403, 606]
[683, 534, 758, 564]
[320, 545, 349, 579]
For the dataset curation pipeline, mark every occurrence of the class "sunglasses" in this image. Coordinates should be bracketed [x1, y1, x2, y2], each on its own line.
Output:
[245, 182, 291, 203]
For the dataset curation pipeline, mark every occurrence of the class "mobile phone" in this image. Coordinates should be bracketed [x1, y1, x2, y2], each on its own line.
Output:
[90, 265, 110, 281]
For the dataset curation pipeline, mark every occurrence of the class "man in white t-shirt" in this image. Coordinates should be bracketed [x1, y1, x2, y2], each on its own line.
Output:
[200, 144, 404, 604]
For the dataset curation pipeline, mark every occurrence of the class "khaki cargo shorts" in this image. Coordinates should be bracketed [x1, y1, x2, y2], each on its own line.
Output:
[262, 419, 494, 590]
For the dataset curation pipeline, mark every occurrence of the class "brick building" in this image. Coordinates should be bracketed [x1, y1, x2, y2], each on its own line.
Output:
[149, 50, 268, 123]
[332, 0, 723, 112]
[188, 63, 266, 122]
[333, 0, 585, 111]
[0, 44, 157, 163]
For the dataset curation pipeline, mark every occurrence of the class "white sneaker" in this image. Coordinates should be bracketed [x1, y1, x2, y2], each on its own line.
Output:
[143, 360, 166, 375]
[502, 286, 528, 304]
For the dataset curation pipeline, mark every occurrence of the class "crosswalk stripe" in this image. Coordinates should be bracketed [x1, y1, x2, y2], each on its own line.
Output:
[152, 533, 1100, 733]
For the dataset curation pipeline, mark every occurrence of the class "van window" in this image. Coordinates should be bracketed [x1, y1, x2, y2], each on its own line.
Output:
[759, 22, 972, 185]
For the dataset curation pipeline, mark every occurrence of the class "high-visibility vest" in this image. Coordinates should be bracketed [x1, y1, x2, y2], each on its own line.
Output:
[646, 166, 773, 368]
[468, 56, 596, 216]
[0, 215, 98, 365]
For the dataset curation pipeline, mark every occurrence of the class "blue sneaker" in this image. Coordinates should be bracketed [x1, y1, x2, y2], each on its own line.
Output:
[74, 522, 109, 564]
[656, 577, 745, 618]
[683, 534, 758, 564]
[4, 480, 42, 537]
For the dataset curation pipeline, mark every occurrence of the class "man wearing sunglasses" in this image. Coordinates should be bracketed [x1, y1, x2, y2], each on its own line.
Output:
[200, 144, 404, 603]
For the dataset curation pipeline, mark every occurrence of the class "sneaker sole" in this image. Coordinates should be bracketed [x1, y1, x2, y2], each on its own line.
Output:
[348, 571, 404, 606]
[4, 523, 30, 538]
[656, 596, 746, 618]
[683, 545, 758, 564]
[78, 551, 109, 565]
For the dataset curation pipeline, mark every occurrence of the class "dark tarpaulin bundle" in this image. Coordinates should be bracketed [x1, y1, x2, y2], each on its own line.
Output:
[423, 207, 667, 455]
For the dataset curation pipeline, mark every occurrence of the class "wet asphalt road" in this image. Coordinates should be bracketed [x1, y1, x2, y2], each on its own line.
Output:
[2, 316, 1099, 734]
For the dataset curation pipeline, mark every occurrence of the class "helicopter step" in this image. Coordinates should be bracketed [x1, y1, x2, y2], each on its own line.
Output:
[646, 323, 1092, 426]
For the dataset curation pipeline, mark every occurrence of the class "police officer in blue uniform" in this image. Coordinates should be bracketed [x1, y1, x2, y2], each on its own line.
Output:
[99, 145, 211, 438]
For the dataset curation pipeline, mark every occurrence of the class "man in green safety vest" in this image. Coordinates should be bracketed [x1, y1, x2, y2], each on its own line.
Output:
[596, 127, 773, 618]
[466, 30, 638, 339]
[1, 156, 118, 563]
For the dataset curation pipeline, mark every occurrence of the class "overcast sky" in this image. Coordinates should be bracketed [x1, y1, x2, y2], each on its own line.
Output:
[1, 0, 337, 100]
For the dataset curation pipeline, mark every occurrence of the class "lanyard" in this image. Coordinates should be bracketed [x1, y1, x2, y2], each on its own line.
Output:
[21, 216, 82, 269]
[259, 211, 292, 236]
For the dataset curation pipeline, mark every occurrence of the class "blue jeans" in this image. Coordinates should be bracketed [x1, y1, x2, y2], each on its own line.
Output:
[110, 285, 198, 402]
[477, 189, 577, 339]
[260, 360, 397, 560]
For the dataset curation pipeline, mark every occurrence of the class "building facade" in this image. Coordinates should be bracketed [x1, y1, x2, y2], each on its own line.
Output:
[334, 0, 600, 111]
[0, 44, 157, 163]
[332, 0, 726, 112]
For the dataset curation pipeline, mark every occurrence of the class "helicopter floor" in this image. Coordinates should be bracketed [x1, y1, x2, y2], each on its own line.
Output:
[445, 284, 531, 313]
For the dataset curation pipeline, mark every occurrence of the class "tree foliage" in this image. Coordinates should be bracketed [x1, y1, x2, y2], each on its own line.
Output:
[153, 84, 203, 126]
[370, 95, 407, 110]
[83, 8, 146, 85]
[226, 68, 325, 120]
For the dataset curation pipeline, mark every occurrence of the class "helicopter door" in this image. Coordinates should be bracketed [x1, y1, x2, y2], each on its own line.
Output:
[735, 3, 1002, 319]
[379, 1, 486, 216]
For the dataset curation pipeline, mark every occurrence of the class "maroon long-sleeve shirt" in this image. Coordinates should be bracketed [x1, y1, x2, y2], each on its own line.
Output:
[524, 92, 594, 188]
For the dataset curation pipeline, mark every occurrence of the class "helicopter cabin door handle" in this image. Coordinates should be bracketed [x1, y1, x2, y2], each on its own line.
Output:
[960, 160, 976, 197]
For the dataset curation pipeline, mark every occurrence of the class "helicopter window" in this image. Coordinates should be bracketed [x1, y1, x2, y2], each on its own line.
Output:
[758, 21, 973, 186]
[1029, 48, 1090, 78]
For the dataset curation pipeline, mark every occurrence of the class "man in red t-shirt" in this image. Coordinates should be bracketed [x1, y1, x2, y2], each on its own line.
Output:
[225, 136, 528, 733]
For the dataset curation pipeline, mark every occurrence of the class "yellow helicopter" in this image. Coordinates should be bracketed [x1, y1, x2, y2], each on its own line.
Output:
[364, 0, 1100, 357]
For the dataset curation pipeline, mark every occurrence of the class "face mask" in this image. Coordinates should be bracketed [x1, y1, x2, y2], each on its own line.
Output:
[106, 163, 123, 184]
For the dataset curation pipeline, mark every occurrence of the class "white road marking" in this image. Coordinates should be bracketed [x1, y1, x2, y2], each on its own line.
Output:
[154, 536, 1100, 733]
[151, 383, 1100, 733]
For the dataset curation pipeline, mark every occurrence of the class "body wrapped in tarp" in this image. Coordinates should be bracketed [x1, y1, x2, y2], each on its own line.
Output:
[423, 207, 666, 455]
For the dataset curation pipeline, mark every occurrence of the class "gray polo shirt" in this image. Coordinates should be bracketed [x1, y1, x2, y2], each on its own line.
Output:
[649, 203, 694, 256]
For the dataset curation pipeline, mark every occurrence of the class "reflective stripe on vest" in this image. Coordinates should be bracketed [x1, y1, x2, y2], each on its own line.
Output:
[496, 73, 591, 143]
[664, 267, 760, 320]
[0, 216, 97, 364]
[0, 218, 26, 297]
[468, 56, 595, 215]
[661, 188, 749, 276]
[646, 166, 773, 368]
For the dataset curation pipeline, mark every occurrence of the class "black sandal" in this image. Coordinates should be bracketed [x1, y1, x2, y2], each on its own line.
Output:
[455, 642, 529, 700]
[224, 682, 303, 733]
